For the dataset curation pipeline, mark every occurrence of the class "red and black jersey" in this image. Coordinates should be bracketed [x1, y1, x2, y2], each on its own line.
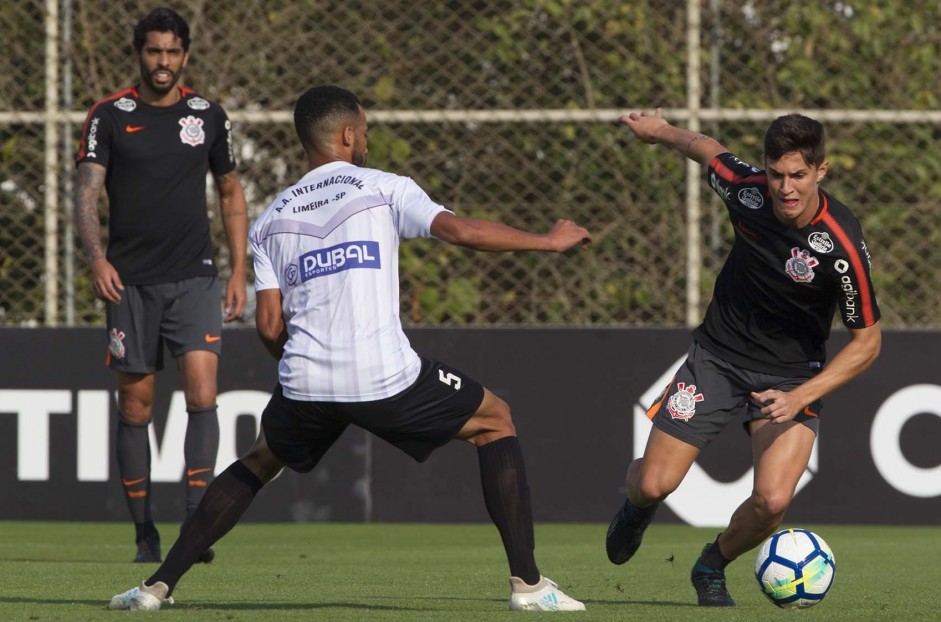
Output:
[692, 152, 880, 378]
[75, 86, 237, 285]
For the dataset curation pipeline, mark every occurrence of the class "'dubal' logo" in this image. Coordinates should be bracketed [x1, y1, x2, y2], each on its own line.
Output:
[738, 187, 764, 209]
[178, 115, 205, 146]
[667, 382, 704, 422]
[109, 328, 126, 359]
[808, 231, 834, 253]
[785, 247, 820, 283]
[114, 97, 137, 112]
[298, 241, 380, 282]
[187, 96, 210, 110]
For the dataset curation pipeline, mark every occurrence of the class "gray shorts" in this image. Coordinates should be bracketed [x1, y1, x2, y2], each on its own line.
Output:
[648, 340, 821, 449]
[105, 275, 222, 373]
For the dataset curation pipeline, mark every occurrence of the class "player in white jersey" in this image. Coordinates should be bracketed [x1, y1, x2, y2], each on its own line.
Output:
[109, 85, 591, 612]
[251, 159, 449, 402]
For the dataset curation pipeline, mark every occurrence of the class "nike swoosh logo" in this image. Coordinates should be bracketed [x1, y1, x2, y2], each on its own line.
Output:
[125, 124, 146, 133]
[204, 334, 221, 343]
[187, 467, 212, 477]
[122, 477, 147, 486]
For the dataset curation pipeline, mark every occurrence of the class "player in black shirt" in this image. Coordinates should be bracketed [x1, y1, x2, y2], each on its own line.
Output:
[605, 110, 881, 606]
[74, 8, 248, 564]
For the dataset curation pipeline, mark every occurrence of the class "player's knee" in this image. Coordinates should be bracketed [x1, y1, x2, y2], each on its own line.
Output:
[117, 400, 151, 425]
[461, 396, 516, 446]
[752, 490, 791, 522]
[240, 448, 282, 483]
[488, 396, 516, 435]
[472, 417, 517, 443]
[635, 477, 675, 504]
[184, 389, 217, 411]
[632, 462, 683, 502]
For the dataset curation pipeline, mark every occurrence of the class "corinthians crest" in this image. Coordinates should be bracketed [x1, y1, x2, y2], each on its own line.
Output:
[109, 328, 126, 360]
[667, 382, 704, 421]
[178, 115, 206, 146]
[785, 247, 819, 283]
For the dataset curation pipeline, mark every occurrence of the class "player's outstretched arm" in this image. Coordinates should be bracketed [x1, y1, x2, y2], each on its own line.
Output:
[618, 108, 728, 166]
[74, 162, 124, 303]
[430, 212, 591, 252]
[215, 170, 249, 322]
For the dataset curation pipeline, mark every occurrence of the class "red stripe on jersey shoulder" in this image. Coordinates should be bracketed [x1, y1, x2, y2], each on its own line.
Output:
[76, 87, 137, 161]
[710, 156, 766, 185]
[810, 192, 830, 225]
[179, 85, 195, 98]
[821, 211, 877, 326]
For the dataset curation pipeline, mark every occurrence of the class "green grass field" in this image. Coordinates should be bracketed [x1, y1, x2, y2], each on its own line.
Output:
[1, 522, 938, 620]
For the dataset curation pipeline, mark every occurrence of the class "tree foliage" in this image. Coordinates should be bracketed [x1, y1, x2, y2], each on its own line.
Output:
[1, 1, 939, 326]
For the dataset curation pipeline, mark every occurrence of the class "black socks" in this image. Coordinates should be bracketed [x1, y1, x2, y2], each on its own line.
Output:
[149, 460, 264, 594]
[478, 436, 540, 585]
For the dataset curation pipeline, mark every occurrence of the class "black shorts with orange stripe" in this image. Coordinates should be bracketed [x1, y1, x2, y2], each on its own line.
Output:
[648, 340, 821, 449]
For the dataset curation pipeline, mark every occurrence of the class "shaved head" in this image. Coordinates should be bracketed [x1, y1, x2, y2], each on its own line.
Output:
[294, 85, 363, 153]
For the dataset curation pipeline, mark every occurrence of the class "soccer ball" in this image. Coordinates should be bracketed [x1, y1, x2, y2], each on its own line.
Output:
[755, 528, 836, 609]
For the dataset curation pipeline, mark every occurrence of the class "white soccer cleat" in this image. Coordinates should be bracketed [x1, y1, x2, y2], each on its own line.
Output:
[109, 581, 173, 611]
[509, 576, 586, 611]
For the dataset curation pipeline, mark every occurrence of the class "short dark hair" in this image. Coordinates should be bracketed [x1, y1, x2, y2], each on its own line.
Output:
[764, 114, 826, 167]
[293, 85, 362, 152]
[133, 8, 190, 52]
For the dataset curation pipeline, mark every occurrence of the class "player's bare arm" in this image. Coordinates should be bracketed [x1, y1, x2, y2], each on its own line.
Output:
[215, 169, 249, 321]
[619, 108, 727, 166]
[255, 288, 287, 360]
[430, 212, 591, 252]
[752, 322, 882, 423]
[74, 161, 124, 303]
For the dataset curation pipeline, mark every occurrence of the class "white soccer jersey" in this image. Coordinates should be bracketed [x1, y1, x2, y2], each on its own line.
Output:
[250, 161, 449, 402]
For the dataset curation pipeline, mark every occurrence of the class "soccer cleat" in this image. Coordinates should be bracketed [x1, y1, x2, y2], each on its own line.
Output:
[605, 502, 654, 565]
[133, 534, 162, 563]
[109, 581, 174, 611]
[196, 547, 215, 564]
[691, 546, 735, 607]
[508, 576, 586, 611]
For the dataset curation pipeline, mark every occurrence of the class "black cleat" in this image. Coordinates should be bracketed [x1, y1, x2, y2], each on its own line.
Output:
[133, 534, 162, 563]
[196, 547, 215, 564]
[691, 545, 735, 606]
[605, 504, 651, 565]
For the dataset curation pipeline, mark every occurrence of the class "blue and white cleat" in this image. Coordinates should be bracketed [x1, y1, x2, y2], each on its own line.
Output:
[109, 581, 173, 611]
[509, 576, 586, 611]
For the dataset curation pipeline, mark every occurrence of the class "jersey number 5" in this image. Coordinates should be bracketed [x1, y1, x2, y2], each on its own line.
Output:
[438, 369, 462, 390]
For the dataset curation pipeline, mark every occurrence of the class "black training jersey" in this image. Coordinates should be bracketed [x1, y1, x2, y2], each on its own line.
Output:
[692, 152, 880, 377]
[75, 86, 236, 284]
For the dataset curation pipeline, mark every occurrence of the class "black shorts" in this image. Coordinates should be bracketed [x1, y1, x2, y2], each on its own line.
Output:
[262, 356, 485, 472]
[105, 275, 222, 373]
[648, 341, 821, 449]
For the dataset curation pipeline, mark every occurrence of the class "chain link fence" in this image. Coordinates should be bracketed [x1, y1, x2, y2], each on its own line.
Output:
[2, 0, 940, 328]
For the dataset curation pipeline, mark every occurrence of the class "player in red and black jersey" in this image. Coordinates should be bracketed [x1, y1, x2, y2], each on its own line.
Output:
[605, 110, 881, 606]
[74, 8, 248, 564]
